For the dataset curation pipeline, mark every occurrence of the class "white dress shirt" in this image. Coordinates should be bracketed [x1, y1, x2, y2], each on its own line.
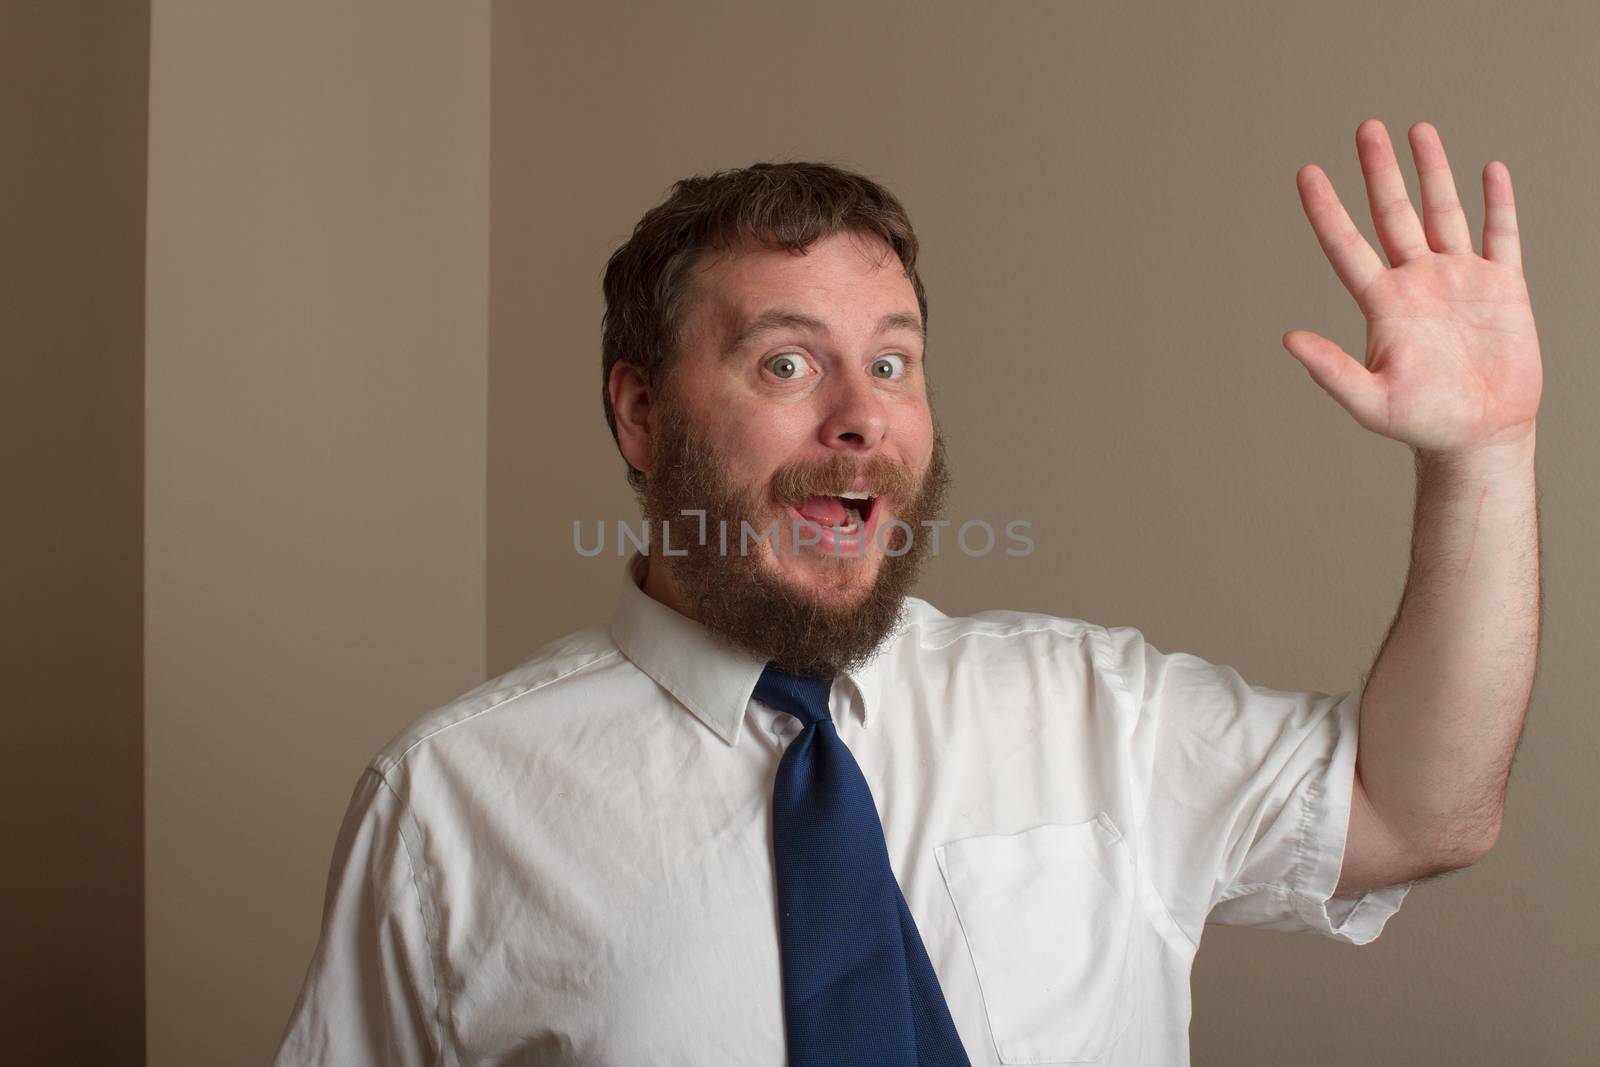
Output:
[274, 551, 1413, 1066]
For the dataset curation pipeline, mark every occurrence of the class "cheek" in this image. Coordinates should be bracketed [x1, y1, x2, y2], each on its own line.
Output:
[719, 413, 810, 480]
[898, 409, 936, 466]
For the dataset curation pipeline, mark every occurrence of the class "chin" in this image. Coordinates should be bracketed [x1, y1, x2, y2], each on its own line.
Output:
[780, 551, 883, 597]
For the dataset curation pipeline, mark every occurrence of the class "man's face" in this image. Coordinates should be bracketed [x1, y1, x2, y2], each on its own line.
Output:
[638, 228, 949, 676]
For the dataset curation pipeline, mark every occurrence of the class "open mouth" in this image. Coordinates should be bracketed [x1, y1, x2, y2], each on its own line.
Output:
[790, 491, 878, 534]
[835, 492, 876, 530]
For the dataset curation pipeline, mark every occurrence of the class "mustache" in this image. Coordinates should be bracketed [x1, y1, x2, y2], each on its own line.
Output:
[768, 453, 918, 507]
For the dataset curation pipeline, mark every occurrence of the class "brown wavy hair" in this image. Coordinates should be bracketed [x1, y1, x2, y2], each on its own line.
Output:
[600, 161, 928, 492]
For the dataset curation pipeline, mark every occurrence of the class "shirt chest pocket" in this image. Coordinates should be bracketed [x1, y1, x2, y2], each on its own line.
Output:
[934, 814, 1137, 1064]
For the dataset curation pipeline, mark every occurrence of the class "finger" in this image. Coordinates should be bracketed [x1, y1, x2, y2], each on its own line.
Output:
[1482, 160, 1523, 273]
[1408, 122, 1474, 254]
[1282, 329, 1387, 434]
[1295, 164, 1386, 303]
[1356, 118, 1430, 267]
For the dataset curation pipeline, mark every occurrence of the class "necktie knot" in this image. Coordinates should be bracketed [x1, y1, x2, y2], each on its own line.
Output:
[753, 663, 835, 727]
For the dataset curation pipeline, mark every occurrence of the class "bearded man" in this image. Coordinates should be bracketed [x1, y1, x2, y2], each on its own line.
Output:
[277, 121, 1540, 1065]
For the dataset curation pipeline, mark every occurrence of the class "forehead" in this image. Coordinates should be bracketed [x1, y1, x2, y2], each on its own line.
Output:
[689, 230, 917, 342]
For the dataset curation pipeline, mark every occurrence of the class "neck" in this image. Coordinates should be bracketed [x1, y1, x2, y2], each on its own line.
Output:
[639, 552, 697, 621]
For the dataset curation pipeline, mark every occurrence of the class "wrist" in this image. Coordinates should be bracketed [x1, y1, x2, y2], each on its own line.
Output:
[1415, 426, 1536, 480]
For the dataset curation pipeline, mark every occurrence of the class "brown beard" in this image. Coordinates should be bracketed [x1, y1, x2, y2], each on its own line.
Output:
[638, 394, 951, 678]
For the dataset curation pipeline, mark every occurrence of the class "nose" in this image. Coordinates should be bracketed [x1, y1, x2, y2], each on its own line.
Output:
[817, 367, 889, 452]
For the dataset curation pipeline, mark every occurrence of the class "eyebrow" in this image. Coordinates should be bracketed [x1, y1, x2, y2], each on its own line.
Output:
[722, 308, 925, 359]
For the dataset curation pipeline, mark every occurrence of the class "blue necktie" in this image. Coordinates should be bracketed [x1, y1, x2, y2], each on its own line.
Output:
[756, 663, 972, 1067]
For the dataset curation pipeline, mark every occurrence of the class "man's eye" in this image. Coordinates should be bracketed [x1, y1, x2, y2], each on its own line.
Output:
[768, 353, 805, 379]
[870, 354, 905, 379]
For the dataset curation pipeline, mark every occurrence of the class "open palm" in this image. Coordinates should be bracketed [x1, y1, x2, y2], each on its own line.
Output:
[1284, 119, 1542, 459]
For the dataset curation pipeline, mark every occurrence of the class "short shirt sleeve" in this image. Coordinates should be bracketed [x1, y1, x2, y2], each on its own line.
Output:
[273, 768, 445, 1065]
[1093, 624, 1413, 948]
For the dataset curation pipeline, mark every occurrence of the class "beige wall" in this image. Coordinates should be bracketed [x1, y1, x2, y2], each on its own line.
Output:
[145, 1, 489, 1062]
[490, 1, 1596, 1062]
[1, 2, 149, 1062]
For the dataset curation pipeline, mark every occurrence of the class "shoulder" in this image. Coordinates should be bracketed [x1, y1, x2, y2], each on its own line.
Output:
[881, 598, 1146, 729]
[892, 596, 1125, 682]
[368, 623, 622, 779]
[898, 594, 1103, 653]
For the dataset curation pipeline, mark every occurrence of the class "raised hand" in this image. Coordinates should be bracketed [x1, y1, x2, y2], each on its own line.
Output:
[1284, 119, 1541, 462]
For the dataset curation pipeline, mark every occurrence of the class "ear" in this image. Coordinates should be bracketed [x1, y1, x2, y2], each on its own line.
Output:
[609, 360, 655, 477]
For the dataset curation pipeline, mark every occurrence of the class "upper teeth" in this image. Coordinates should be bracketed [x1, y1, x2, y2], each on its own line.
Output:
[839, 490, 872, 500]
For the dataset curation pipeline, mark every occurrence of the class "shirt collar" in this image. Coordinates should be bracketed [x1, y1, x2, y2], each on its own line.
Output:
[607, 552, 894, 746]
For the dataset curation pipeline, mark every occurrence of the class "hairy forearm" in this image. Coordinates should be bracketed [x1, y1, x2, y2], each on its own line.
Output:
[1356, 432, 1541, 867]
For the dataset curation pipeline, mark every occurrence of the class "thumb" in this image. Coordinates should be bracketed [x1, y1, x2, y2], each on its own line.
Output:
[1281, 330, 1385, 433]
